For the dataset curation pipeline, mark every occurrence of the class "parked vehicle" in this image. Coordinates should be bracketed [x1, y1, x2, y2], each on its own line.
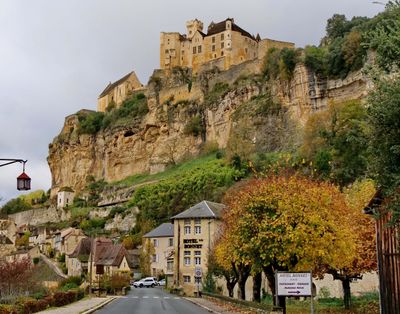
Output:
[158, 279, 166, 286]
[133, 277, 158, 288]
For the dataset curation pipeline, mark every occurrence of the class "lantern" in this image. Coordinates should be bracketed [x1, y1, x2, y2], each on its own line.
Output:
[17, 171, 31, 191]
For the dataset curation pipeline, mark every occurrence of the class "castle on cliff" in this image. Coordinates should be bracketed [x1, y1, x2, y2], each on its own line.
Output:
[97, 18, 294, 112]
[160, 18, 294, 73]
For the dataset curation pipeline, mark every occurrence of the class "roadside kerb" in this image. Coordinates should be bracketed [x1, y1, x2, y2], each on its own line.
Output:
[183, 297, 222, 314]
[80, 296, 117, 314]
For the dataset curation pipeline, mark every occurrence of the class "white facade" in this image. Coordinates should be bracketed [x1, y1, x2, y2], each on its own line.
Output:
[57, 190, 74, 208]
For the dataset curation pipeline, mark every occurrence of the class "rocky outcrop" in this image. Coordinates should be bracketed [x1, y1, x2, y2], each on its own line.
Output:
[48, 61, 370, 196]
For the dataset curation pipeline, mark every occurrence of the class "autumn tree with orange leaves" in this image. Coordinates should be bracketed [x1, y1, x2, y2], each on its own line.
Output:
[215, 175, 355, 309]
[326, 179, 377, 309]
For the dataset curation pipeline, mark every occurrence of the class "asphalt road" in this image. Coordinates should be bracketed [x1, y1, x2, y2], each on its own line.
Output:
[95, 287, 210, 314]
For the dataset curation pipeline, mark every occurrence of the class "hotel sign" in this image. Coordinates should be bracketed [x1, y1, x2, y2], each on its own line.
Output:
[183, 239, 203, 249]
[276, 272, 312, 296]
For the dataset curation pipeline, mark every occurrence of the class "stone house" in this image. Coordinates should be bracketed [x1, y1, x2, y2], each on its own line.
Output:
[5, 246, 40, 263]
[143, 223, 174, 281]
[171, 200, 225, 296]
[67, 237, 92, 277]
[0, 219, 17, 245]
[97, 71, 144, 112]
[160, 18, 294, 73]
[60, 227, 86, 256]
[57, 186, 74, 209]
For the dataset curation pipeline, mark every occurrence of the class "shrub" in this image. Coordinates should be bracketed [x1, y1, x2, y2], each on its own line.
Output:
[183, 115, 204, 137]
[78, 112, 104, 135]
[57, 253, 65, 263]
[304, 46, 328, 76]
[60, 276, 82, 288]
[53, 291, 77, 307]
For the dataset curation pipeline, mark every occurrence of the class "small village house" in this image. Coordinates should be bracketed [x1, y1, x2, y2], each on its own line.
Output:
[57, 187, 75, 209]
[143, 223, 174, 282]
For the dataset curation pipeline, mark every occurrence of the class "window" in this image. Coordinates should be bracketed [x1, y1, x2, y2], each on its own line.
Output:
[195, 226, 201, 234]
[221, 42, 224, 49]
[184, 226, 191, 235]
[212, 36, 215, 43]
[168, 238, 173, 247]
[181, 50, 184, 55]
[165, 49, 169, 54]
[153, 239, 158, 247]
[212, 45, 215, 52]
[195, 251, 201, 256]
[167, 260, 173, 271]
[152, 254, 157, 263]
[184, 250, 191, 256]
[194, 218, 201, 225]
[221, 51, 224, 56]
[184, 275, 191, 283]
[245, 48, 248, 54]
[184, 257, 191, 266]
[184, 219, 191, 225]
[195, 257, 201, 265]
[198, 45, 202, 53]
[221, 33, 224, 40]
[193, 46, 197, 54]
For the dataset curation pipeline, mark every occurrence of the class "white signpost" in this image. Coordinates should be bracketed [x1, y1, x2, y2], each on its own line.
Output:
[276, 272, 314, 313]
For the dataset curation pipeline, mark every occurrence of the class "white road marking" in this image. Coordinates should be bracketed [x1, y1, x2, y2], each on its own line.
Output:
[163, 297, 170, 299]
[153, 296, 159, 299]
[174, 297, 180, 299]
[132, 296, 139, 299]
[143, 296, 149, 299]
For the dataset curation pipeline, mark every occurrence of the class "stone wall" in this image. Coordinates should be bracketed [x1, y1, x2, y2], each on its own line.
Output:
[8, 207, 70, 227]
[216, 272, 379, 301]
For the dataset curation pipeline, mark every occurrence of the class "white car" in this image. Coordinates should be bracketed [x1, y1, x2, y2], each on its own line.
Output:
[158, 279, 166, 286]
[133, 277, 158, 288]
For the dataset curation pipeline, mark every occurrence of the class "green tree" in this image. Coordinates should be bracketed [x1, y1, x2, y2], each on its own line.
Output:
[301, 100, 369, 188]
[367, 76, 400, 220]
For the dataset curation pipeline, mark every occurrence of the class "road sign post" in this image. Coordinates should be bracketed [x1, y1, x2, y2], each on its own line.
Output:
[195, 267, 202, 297]
[275, 271, 314, 314]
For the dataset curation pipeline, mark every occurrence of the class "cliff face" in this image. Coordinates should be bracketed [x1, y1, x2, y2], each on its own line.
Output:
[48, 61, 369, 196]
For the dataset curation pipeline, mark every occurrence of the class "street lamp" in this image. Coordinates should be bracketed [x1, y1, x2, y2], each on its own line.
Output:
[0, 159, 31, 190]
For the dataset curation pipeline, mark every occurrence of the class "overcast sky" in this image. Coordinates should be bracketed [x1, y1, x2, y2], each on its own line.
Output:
[0, 0, 384, 205]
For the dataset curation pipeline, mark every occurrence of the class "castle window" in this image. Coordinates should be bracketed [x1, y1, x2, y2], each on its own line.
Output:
[214, 54, 217, 58]
[165, 49, 168, 54]
[198, 45, 202, 53]
[182, 50, 184, 55]
[221, 33, 224, 40]
[184, 275, 191, 283]
[193, 46, 197, 54]
[245, 48, 248, 54]
[227, 42, 231, 47]
[221, 42, 224, 49]
[212, 45, 215, 52]
[212, 36, 215, 43]
[221, 51, 224, 56]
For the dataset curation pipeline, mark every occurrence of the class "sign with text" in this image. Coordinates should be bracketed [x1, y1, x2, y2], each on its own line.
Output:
[276, 272, 312, 296]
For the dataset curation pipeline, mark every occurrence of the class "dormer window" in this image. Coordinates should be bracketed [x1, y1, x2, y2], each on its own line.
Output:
[221, 33, 224, 40]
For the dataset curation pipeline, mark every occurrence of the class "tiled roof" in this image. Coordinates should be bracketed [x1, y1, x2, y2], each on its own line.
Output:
[99, 71, 133, 98]
[68, 237, 91, 259]
[143, 223, 174, 238]
[171, 200, 225, 219]
[95, 244, 127, 267]
[59, 186, 74, 193]
[207, 18, 255, 40]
